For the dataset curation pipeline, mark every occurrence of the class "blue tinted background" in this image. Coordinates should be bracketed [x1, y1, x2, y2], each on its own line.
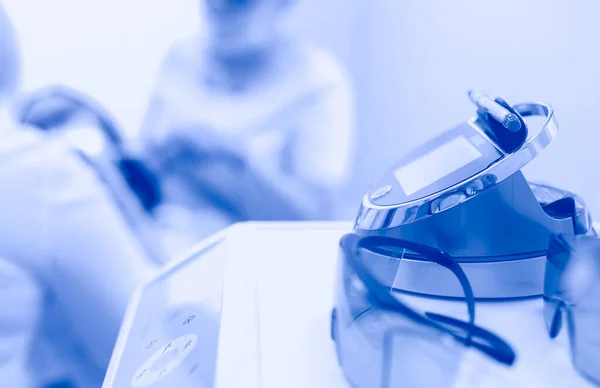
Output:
[4, 0, 597, 217]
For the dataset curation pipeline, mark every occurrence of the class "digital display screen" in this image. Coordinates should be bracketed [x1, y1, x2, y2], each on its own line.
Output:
[394, 135, 482, 196]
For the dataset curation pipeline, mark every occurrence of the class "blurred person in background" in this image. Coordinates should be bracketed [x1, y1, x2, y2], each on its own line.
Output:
[0, 5, 157, 387]
[134, 0, 355, 239]
[17, 0, 355, 246]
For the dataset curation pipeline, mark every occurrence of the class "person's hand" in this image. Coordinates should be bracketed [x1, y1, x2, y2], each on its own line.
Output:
[148, 131, 249, 217]
[183, 158, 252, 219]
[152, 130, 247, 176]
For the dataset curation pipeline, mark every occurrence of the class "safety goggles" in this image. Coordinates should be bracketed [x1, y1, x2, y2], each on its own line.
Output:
[530, 182, 595, 236]
[544, 234, 600, 386]
[331, 233, 516, 388]
[18, 85, 123, 147]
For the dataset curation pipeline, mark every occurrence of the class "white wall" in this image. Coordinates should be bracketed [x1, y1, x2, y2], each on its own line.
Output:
[351, 1, 600, 218]
[2, 0, 362, 132]
[3, 0, 200, 132]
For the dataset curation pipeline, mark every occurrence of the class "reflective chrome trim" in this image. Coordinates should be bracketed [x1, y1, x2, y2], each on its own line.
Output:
[356, 102, 558, 230]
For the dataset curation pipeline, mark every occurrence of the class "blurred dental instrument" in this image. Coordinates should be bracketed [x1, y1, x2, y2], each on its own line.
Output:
[18, 87, 169, 264]
[75, 142, 169, 265]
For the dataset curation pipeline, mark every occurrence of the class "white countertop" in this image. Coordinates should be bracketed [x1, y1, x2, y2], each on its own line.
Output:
[104, 221, 595, 388]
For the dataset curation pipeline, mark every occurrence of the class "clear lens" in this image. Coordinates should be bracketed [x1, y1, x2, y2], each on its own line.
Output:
[339, 249, 375, 323]
[382, 327, 463, 388]
[545, 234, 600, 384]
[567, 295, 600, 385]
[544, 235, 568, 337]
[335, 290, 464, 388]
[334, 251, 464, 388]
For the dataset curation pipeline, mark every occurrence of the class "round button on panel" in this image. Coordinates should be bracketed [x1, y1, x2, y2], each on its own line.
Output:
[370, 185, 392, 200]
[131, 334, 198, 387]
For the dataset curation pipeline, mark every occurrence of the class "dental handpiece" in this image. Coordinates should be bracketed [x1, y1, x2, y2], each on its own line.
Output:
[468, 90, 522, 132]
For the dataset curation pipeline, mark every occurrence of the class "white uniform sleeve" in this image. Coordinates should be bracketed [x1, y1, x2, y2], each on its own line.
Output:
[40, 155, 158, 368]
[289, 51, 355, 189]
[0, 258, 42, 388]
[0, 120, 157, 370]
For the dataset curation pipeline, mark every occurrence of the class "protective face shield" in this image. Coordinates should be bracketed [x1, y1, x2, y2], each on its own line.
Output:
[0, 5, 21, 104]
